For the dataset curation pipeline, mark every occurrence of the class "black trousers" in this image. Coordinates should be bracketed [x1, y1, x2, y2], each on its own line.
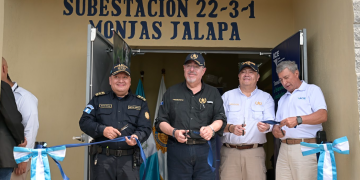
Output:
[167, 138, 216, 180]
[92, 153, 139, 180]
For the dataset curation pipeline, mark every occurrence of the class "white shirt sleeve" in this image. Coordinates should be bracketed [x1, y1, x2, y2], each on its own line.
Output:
[263, 94, 275, 121]
[221, 93, 230, 136]
[18, 95, 39, 150]
[309, 85, 327, 112]
[275, 96, 284, 122]
[262, 94, 275, 133]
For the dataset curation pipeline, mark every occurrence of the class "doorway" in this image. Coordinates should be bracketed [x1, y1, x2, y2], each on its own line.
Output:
[129, 50, 275, 179]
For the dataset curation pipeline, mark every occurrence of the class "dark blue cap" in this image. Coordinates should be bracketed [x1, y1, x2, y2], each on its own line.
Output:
[184, 53, 205, 67]
[110, 63, 131, 76]
[239, 61, 259, 73]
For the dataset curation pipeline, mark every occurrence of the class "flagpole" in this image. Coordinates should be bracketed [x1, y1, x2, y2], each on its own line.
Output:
[162, 69, 165, 81]
[141, 71, 144, 82]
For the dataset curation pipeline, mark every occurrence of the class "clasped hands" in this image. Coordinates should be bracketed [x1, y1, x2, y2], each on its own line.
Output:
[272, 117, 298, 138]
[103, 126, 138, 146]
[174, 126, 214, 143]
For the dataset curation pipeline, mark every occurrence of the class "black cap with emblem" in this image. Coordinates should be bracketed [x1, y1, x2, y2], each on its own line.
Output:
[184, 53, 205, 67]
[110, 63, 131, 76]
[238, 61, 259, 73]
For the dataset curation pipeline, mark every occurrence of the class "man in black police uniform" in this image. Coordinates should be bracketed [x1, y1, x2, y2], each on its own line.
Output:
[155, 53, 227, 180]
[79, 63, 152, 180]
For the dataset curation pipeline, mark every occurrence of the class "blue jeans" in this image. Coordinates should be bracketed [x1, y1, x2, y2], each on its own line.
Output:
[167, 138, 216, 180]
[0, 168, 13, 180]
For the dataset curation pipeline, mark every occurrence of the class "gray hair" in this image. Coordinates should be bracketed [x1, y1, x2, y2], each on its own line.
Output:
[276, 61, 298, 74]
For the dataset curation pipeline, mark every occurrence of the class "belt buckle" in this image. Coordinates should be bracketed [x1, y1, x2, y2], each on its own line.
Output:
[235, 144, 242, 149]
[115, 150, 122, 157]
[186, 139, 192, 145]
[285, 139, 289, 144]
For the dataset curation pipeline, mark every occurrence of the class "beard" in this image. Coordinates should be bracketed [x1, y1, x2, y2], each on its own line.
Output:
[186, 72, 198, 83]
[186, 77, 197, 83]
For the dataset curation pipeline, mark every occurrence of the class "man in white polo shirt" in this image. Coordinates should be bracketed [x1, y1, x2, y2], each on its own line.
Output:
[273, 61, 327, 180]
[220, 61, 275, 180]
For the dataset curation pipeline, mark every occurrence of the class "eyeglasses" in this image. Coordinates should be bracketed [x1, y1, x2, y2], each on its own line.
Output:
[184, 64, 202, 70]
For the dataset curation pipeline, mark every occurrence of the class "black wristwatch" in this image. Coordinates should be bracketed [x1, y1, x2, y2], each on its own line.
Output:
[172, 128, 177, 138]
[296, 116, 302, 125]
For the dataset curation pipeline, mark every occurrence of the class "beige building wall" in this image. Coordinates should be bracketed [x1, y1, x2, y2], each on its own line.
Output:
[0, 0, 3, 91]
[2, 1, 295, 179]
[292, 0, 360, 179]
[5, 0, 360, 179]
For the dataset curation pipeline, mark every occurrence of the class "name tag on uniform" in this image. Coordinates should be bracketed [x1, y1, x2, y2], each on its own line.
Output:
[99, 104, 112, 108]
[173, 99, 184, 101]
[207, 101, 213, 104]
[128, 105, 141, 110]
[229, 103, 239, 106]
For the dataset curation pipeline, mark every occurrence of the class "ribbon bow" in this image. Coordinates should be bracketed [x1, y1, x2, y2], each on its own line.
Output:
[13, 136, 147, 180]
[300, 136, 349, 180]
[13, 146, 66, 180]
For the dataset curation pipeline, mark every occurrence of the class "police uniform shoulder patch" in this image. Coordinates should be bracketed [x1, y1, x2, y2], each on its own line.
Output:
[145, 112, 150, 120]
[137, 95, 146, 101]
[95, 92, 105, 96]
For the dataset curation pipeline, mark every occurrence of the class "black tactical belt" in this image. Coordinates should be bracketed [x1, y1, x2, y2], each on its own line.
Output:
[168, 136, 207, 145]
[99, 148, 134, 157]
[185, 139, 207, 145]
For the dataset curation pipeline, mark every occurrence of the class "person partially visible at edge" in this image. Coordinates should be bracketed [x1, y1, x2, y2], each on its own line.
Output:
[0, 58, 27, 180]
[2, 58, 39, 180]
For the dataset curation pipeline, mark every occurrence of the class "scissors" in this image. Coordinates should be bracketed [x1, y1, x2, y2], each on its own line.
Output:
[116, 124, 129, 137]
[261, 120, 286, 136]
[119, 124, 129, 131]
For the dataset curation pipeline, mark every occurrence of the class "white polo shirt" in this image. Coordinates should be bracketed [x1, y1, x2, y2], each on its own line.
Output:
[275, 81, 327, 140]
[222, 87, 275, 145]
[12, 82, 39, 149]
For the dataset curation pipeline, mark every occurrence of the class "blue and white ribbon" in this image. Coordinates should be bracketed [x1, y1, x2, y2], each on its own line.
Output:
[261, 120, 298, 128]
[300, 136, 349, 180]
[13, 136, 147, 180]
[261, 120, 280, 125]
[13, 146, 66, 180]
[191, 130, 215, 172]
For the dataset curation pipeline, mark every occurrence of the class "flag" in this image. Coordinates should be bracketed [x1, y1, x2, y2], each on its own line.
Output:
[153, 75, 168, 180]
[136, 79, 145, 97]
[137, 79, 160, 180]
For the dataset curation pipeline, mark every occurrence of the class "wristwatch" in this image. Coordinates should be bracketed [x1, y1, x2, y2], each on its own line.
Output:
[172, 128, 177, 138]
[209, 125, 215, 137]
[296, 116, 302, 125]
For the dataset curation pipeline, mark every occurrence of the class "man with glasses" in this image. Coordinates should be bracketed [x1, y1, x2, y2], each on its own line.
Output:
[155, 53, 227, 180]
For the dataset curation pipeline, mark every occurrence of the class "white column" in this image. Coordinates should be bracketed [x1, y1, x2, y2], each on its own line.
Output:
[353, 0, 360, 139]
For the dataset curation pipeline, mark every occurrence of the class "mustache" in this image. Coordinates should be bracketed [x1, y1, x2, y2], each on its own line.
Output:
[187, 72, 197, 75]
